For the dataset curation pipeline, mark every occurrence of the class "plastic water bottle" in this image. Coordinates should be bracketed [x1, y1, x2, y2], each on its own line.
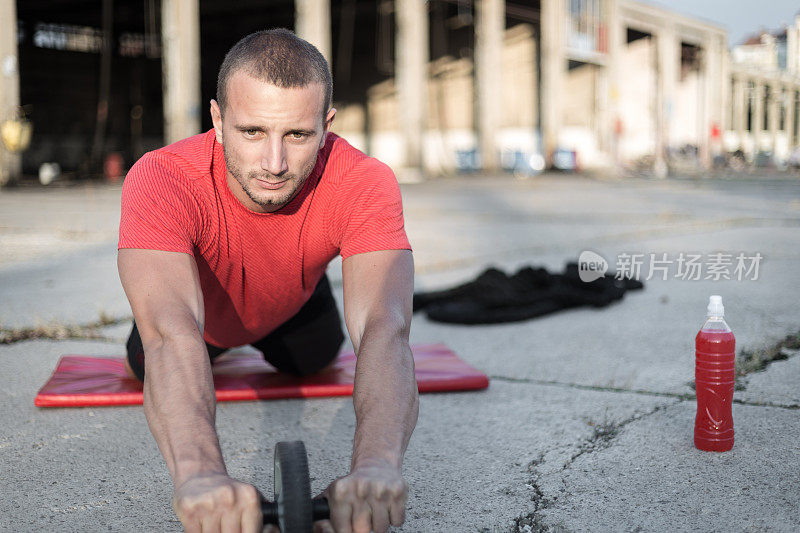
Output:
[694, 295, 735, 452]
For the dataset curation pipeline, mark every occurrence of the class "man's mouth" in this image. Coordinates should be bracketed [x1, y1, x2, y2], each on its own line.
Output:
[254, 178, 288, 190]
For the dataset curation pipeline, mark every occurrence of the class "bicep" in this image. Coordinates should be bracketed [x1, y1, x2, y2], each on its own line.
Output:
[341, 249, 414, 349]
[117, 248, 205, 347]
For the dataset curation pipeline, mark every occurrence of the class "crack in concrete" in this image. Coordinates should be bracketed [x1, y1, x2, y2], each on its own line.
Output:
[561, 403, 674, 471]
[510, 402, 674, 533]
[489, 375, 694, 401]
[506, 370, 798, 532]
[0, 314, 131, 344]
[489, 375, 799, 410]
[735, 332, 800, 384]
[732, 398, 799, 410]
[511, 454, 556, 533]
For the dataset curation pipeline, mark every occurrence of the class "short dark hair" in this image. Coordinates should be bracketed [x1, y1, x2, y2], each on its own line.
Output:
[216, 28, 332, 117]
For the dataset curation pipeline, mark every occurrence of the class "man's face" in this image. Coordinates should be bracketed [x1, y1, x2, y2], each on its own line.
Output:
[210, 72, 335, 213]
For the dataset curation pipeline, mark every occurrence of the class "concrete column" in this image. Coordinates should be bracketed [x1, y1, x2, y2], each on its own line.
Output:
[785, 84, 795, 150]
[0, 0, 21, 186]
[767, 82, 779, 155]
[475, 0, 505, 171]
[654, 24, 677, 177]
[395, 0, 428, 174]
[733, 76, 745, 147]
[295, 0, 332, 64]
[596, 0, 613, 155]
[752, 80, 764, 151]
[540, 0, 566, 167]
[702, 34, 724, 166]
[788, 16, 799, 75]
[717, 35, 729, 146]
[605, 0, 623, 167]
[794, 87, 800, 147]
[792, 84, 800, 146]
[162, 0, 201, 144]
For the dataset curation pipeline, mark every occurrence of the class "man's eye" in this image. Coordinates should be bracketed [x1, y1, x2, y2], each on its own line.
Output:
[290, 132, 307, 140]
[244, 129, 259, 137]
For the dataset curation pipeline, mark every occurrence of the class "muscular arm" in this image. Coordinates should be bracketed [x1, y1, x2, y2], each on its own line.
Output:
[119, 248, 222, 482]
[118, 249, 260, 531]
[343, 249, 418, 469]
[326, 249, 418, 533]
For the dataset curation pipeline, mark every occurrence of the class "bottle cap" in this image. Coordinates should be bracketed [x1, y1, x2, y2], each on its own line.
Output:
[707, 295, 724, 317]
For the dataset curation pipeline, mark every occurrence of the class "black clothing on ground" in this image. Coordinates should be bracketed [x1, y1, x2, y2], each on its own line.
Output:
[413, 263, 644, 325]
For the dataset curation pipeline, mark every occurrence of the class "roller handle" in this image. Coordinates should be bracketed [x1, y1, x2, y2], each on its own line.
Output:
[312, 497, 330, 521]
[261, 497, 330, 525]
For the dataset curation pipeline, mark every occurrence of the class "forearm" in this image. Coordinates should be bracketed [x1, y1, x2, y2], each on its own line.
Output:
[351, 324, 419, 471]
[142, 333, 226, 487]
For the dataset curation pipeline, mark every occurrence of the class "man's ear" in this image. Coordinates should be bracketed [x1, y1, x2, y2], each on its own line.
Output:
[210, 100, 224, 144]
[320, 107, 336, 149]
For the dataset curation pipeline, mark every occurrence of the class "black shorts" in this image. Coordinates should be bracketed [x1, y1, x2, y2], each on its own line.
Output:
[125, 275, 345, 382]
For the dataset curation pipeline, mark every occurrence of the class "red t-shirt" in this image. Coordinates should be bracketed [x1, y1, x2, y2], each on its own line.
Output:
[118, 130, 411, 348]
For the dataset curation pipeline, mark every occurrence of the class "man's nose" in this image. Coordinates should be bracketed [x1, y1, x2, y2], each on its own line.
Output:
[261, 138, 289, 176]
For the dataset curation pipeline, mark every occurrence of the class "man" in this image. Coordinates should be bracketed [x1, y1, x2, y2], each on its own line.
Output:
[117, 28, 418, 533]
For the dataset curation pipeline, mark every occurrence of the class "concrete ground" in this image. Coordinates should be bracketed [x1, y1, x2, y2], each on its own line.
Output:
[0, 173, 798, 532]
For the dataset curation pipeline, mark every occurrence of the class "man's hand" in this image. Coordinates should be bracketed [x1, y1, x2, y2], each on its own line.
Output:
[173, 473, 266, 533]
[317, 460, 408, 533]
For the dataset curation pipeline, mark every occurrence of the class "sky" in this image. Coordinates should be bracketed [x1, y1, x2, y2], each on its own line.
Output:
[639, 0, 800, 46]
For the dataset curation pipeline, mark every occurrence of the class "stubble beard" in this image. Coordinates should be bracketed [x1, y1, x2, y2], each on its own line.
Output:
[224, 145, 317, 210]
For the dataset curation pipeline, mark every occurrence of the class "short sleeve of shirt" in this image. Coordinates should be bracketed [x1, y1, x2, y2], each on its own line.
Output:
[118, 152, 201, 255]
[330, 158, 412, 259]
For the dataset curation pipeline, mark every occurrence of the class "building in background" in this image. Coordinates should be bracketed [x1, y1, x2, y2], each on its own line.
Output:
[726, 14, 800, 165]
[1, 0, 799, 186]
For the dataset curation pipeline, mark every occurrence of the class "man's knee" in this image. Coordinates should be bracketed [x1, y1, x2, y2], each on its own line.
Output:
[125, 323, 147, 382]
[290, 330, 344, 376]
[259, 323, 344, 377]
[254, 275, 345, 376]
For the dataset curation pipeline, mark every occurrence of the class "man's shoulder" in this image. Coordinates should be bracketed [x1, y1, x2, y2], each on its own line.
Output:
[134, 130, 216, 184]
[323, 133, 395, 186]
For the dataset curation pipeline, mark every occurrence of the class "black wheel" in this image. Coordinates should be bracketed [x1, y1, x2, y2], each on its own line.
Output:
[274, 441, 313, 533]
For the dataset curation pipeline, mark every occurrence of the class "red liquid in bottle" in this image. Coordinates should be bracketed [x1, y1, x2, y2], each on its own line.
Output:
[694, 328, 735, 451]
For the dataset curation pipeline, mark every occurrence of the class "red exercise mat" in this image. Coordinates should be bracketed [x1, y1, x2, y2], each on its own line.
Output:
[35, 344, 489, 407]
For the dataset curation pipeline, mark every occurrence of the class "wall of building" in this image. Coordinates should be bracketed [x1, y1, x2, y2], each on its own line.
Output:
[338, 23, 538, 174]
[617, 36, 655, 162]
[560, 62, 602, 167]
[725, 14, 800, 163]
[6, 0, 797, 185]
[672, 68, 701, 148]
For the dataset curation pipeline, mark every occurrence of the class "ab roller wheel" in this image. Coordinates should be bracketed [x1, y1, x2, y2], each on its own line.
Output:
[261, 441, 330, 533]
